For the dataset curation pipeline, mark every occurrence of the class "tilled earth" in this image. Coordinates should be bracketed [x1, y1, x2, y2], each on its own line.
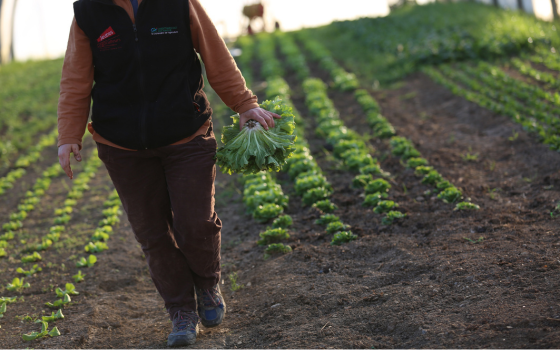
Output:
[0, 60, 559, 348]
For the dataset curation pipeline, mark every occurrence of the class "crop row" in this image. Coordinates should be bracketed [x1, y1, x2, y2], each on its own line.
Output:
[425, 65, 560, 151]
[0, 128, 58, 197]
[271, 32, 408, 225]
[0, 60, 62, 170]
[294, 34, 476, 210]
[0, 146, 124, 341]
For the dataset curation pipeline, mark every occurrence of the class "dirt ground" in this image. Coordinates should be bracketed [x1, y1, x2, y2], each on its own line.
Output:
[1, 55, 560, 349]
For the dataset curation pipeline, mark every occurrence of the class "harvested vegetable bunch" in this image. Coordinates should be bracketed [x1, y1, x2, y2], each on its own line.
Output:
[216, 97, 297, 174]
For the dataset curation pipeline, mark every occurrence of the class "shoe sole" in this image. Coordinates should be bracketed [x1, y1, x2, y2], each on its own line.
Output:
[167, 336, 196, 347]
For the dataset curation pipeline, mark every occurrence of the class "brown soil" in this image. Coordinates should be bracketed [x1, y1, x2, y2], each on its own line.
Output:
[1, 59, 560, 349]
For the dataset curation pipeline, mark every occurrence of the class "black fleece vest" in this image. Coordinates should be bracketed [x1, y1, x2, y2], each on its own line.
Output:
[74, 0, 212, 150]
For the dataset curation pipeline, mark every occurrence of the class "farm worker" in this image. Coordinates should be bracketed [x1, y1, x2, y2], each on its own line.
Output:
[56, 0, 280, 346]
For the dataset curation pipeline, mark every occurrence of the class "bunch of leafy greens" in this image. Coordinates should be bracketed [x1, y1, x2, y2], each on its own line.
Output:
[216, 97, 297, 174]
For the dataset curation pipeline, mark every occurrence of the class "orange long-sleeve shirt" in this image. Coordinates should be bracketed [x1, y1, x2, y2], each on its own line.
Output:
[58, 0, 259, 150]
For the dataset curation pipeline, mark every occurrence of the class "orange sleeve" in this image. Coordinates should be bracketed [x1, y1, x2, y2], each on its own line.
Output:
[190, 0, 259, 114]
[57, 17, 94, 149]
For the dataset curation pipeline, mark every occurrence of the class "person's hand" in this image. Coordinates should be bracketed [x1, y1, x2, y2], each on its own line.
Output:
[239, 107, 281, 131]
[58, 144, 82, 179]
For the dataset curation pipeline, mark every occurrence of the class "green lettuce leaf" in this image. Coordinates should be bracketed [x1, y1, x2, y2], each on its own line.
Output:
[216, 97, 297, 174]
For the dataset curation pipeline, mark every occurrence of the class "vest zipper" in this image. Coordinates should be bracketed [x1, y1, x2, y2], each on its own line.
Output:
[132, 23, 149, 149]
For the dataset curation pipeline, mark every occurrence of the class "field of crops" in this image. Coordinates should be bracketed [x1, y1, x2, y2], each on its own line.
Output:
[0, 2, 559, 348]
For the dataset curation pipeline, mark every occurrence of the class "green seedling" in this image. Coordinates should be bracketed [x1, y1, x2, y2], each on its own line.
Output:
[45, 293, 71, 308]
[17, 264, 42, 276]
[253, 203, 284, 223]
[272, 215, 293, 228]
[0, 302, 6, 316]
[0, 248, 5, 257]
[508, 130, 519, 141]
[488, 188, 500, 200]
[414, 165, 433, 176]
[41, 309, 64, 322]
[352, 174, 373, 188]
[64, 199, 78, 207]
[55, 283, 79, 298]
[22, 321, 49, 341]
[406, 157, 428, 168]
[364, 179, 391, 194]
[374, 200, 398, 214]
[0, 296, 18, 304]
[0, 240, 6, 248]
[326, 221, 351, 234]
[360, 164, 390, 177]
[227, 272, 244, 292]
[99, 215, 120, 226]
[10, 211, 28, 221]
[437, 187, 463, 203]
[464, 236, 484, 244]
[0, 231, 15, 241]
[382, 211, 407, 225]
[84, 241, 108, 253]
[436, 180, 454, 191]
[45, 232, 61, 242]
[550, 201, 560, 218]
[312, 199, 338, 213]
[302, 187, 332, 206]
[455, 202, 480, 211]
[48, 326, 61, 337]
[6, 277, 30, 292]
[54, 206, 73, 216]
[3, 220, 22, 231]
[72, 271, 86, 283]
[264, 243, 292, 259]
[102, 206, 122, 217]
[421, 170, 443, 185]
[331, 231, 357, 245]
[76, 254, 97, 267]
[257, 228, 289, 246]
[91, 230, 109, 242]
[315, 214, 340, 225]
[461, 148, 479, 162]
[53, 214, 71, 225]
[21, 252, 42, 263]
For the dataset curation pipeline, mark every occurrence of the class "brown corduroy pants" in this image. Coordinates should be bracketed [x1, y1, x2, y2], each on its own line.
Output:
[96, 123, 221, 318]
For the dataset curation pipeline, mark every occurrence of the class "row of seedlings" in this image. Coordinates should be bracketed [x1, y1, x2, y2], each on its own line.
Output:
[423, 65, 560, 151]
[268, 33, 356, 245]
[0, 163, 62, 257]
[7, 149, 101, 341]
[528, 47, 560, 73]
[510, 57, 560, 90]
[302, 78, 406, 225]
[278, 33, 405, 223]
[355, 92, 478, 210]
[294, 34, 479, 209]
[236, 35, 293, 256]
[74, 189, 122, 280]
[0, 128, 58, 197]
[25, 175, 123, 341]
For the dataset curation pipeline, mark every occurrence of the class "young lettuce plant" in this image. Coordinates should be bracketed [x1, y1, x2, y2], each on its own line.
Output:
[76, 254, 97, 268]
[312, 199, 338, 213]
[41, 309, 64, 322]
[365, 179, 391, 195]
[352, 174, 373, 188]
[84, 241, 108, 253]
[271, 215, 293, 228]
[16, 264, 42, 276]
[362, 192, 389, 207]
[263, 243, 292, 259]
[331, 231, 357, 245]
[315, 214, 340, 225]
[437, 186, 463, 203]
[302, 187, 332, 206]
[326, 221, 351, 234]
[0, 302, 6, 317]
[22, 321, 60, 341]
[56, 283, 79, 297]
[6, 277, 30, 292]
[45, 293, 72, 309]
[216, 97, 297, 174]
[253, 203, 284, 223]
[257, 228, 290, 245]
[382, 211, 407, 225]
[374, 200, 398, 214]
[454, 202, 480, 211]
[72, 270, 86, 283]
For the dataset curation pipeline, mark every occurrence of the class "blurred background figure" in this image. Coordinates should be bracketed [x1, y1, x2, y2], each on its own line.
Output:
[242, 1, 265, 35]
